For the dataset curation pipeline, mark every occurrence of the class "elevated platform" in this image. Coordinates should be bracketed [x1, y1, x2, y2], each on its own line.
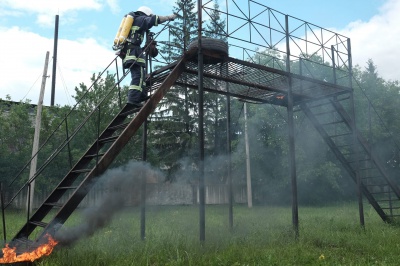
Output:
[149, 47, 352, 107]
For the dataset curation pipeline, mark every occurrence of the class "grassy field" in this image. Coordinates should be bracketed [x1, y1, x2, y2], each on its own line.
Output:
[4, 203, 400, 265]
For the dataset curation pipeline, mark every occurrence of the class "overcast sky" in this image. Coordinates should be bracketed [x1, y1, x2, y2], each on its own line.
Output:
[0, 0, 397, 106]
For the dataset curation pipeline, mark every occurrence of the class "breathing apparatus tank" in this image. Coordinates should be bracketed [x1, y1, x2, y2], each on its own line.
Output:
[118, 15, 134, 44]
[113, 16, 126, 46]
[113, 15, 134, 49]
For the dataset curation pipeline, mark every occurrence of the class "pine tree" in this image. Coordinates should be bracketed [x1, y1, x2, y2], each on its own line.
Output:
[151, 0, 230, 182]
[204, 0, 226, 41]
[151, 0, 199, 182]
[203, 0, 228, 158]
[157, 0, 198, 63]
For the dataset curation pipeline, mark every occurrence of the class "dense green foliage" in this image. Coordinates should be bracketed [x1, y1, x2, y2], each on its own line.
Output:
[1, 58, 399, 206]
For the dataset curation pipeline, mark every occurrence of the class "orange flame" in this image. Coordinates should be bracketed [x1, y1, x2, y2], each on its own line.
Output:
[0, 235, 58, 263]
[276, 95, 285, 99]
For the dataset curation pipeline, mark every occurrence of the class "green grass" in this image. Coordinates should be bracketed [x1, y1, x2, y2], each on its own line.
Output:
[4, 203, 400, 265]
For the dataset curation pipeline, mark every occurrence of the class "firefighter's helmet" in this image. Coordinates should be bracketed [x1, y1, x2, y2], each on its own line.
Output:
[137, 6, 153, 16]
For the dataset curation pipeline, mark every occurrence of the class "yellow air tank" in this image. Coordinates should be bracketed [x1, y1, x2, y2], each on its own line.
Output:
[113, 16, 126, 46]
[118, 15, 134, 45]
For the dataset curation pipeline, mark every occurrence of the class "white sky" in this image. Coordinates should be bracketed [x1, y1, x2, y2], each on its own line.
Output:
[0, 0, 398, 106]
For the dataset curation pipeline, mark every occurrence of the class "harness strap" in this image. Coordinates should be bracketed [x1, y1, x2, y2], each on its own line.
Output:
[126, 44, 141, 49]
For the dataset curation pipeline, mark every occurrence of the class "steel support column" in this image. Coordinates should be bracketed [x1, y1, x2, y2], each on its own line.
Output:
[226, 81, 233, 228]
[140, 119, 147, 240]
[285, 15, 299, 238]
[347, 39, 365, 227]
[198, 0, 206, 242]
[0, 183, 6, 243]
[140, 39, 151, 240]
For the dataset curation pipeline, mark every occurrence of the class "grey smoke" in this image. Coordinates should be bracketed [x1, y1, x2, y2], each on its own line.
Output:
[55, 160, 164, 245]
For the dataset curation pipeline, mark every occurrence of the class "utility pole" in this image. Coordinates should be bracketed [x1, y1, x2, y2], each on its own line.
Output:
[27, 51, 50, 213]
[51, 15, 59, 106]
[244, 102, 253, 208]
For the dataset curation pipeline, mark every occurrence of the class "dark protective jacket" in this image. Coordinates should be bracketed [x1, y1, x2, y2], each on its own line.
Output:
[122, 12, 159, 69]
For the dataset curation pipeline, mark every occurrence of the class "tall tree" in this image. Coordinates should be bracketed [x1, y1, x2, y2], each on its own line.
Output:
[202, 0, 229, 158]
[204, 0, 226, 41]
[0, 97, 34, 187]
[151, 0, 200, 182]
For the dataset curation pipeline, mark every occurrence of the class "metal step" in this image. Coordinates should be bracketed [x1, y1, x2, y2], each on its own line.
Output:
[108, 122, 129, 131]
[29, 221, 48, 228]
[71, 169, 92, 174]
[362, 175, 381, 180]
[359, 166, 377, 171]
[370, 191, 392, 195]
[347, 158, 371, 163]
[43, 202, 64, 208]
[376, 199, 400, 203]
[56, 186, 78, 190]
[365, 183, 389, 187]
[334, 143, 353, 149]
[329, 132, 352, 138]
[98, 135, 118, 144]
[320, 120, 345, 126]
[84, 153, 105, 159]
[307, 100, 332, 109]
[313, 109, 337, 116]
[381, 207, 400, 210]
[14, 237, 33, 245]
[119, 106, 141, 117]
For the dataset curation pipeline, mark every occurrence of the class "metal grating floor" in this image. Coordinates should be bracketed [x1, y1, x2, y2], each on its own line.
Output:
[148, 52, 352, 107]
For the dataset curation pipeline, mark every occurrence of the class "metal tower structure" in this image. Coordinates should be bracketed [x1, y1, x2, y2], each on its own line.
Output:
[2, 0, 400, 256]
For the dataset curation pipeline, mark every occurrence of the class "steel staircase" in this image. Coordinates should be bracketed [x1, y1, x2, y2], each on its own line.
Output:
[301, 95, 400, 222]
[8, 58, 185, 251]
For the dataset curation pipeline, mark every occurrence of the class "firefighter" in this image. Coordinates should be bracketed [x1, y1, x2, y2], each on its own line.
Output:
[123, 6, 177, 107]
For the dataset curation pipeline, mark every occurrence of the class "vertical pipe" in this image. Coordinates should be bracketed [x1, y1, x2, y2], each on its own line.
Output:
[226, 0, 229, 35]
[141, 118, 147, 241]
[197, 0, 206, 242]
[96, 106, 101, 167]
[244, 103, 252, 208]
[226, 71, 233, 228]
[65, 115, 73, 168]
[51, 15, 59, 106]
[299, 58, 303, 94]
[26, 184, 31, 239]
[331, 45, 337, 85]
[248, 0, 251, 42]
[368, 103, 371, 143]
[331, 46, 338, 135]
[285, 15, 299, 238]
[115, 59, 122, 108]
[140, 31, 151, 241]
[347, 39, 365, 227]
[367, 102, 372, 191]
[1, 183, 6, 243]
[388, 187, 393, 216]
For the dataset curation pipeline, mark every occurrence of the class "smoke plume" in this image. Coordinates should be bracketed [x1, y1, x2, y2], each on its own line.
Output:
[54, 160, 164, 246]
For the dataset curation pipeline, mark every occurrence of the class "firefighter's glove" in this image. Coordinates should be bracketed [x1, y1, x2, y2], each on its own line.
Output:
[159, 14, 177, 23]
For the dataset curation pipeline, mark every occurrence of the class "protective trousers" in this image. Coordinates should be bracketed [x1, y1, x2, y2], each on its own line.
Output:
[127, 64, 147, 105]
